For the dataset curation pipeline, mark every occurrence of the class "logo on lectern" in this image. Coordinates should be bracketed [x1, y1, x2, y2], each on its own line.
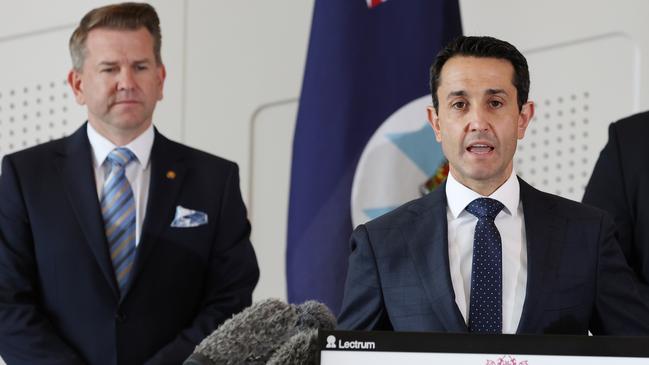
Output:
[324, 335, 376, 350]
[326, 335, 336, 349]
[486, 355, 529, 365]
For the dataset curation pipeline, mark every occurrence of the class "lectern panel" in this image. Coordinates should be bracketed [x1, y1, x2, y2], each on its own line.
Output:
[319, 330, 649, 364]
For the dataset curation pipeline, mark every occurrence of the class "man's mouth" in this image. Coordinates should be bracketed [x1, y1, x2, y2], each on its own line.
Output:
[466, 143, 494, 154]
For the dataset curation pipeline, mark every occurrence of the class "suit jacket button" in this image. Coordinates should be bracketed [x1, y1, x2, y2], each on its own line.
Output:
[115, 312, 127, 323]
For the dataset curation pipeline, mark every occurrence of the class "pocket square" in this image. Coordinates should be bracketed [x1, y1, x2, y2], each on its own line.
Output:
[171, 206, 208, 228]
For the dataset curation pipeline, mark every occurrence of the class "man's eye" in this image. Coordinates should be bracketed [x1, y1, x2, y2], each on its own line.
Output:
[101, 68, 116, 73]
[135, 65, 148, 71]
[452, 101, 466, 110]
[489, 100, 503, 108]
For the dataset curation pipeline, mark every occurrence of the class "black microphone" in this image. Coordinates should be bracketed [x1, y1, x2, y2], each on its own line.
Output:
[183, 298, 335, 365]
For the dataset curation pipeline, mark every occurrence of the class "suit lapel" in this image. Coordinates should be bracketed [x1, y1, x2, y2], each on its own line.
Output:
[55, 124, 120, 299]
[122, 130, 186, 299]
[404, 185, 468, 332]
[516, 178, 566, 333]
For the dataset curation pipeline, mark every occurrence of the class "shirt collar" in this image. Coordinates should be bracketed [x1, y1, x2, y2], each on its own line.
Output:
[445, 169, 520, 219]
[87, 122, 154, 169]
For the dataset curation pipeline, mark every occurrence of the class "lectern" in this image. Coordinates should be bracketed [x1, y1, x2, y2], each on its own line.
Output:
[319, 330, 649, 364]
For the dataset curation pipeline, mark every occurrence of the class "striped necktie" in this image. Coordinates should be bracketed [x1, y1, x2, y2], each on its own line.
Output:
[101, 147, 137, 296]
[465, 197, 505, 334]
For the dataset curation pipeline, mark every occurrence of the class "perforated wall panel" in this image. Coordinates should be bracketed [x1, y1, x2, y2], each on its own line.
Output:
[515, 35, 636, 201]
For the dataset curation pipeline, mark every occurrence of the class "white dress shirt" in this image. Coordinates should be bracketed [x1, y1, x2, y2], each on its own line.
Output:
[445, 171, 527, 334]
[87, 123, 153, 246]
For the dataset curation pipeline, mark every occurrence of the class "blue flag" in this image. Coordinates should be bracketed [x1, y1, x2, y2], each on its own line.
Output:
[287, 0, 462, 314]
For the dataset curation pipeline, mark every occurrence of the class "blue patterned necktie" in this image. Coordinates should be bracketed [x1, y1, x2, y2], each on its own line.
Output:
[101, 147, 137, 296]
[465, 197, 505, 334]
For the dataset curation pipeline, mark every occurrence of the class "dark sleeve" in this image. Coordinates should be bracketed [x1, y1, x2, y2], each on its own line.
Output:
[337, 225, 392, 331]
[144, 163, 259, 364]
[0, 156, 87, 365]
[590, 212, 649, 335]
[582, 122, 635, 264]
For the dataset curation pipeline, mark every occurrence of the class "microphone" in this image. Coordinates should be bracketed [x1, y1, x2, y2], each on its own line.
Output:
[183, 298, 335, 365]
[294, 300, 336, 332]
[266, 301, 335, 365]
[266, 328, 319, 365]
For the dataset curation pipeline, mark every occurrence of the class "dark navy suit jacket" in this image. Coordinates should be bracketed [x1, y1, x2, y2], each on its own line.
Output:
[0, 124, 259, 365]
[337, 178, 649, 335]
[583, 111, 649, 285]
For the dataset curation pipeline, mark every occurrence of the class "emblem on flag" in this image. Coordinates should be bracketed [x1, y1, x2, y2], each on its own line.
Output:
[351, 95, 446, 227]
[366, 0, 388, 8]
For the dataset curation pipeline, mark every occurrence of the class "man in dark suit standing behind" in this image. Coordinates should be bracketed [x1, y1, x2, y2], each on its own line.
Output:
[583, 111, 649, 285]
[0, 3, 259, 364]
[337, 36, 649, 335]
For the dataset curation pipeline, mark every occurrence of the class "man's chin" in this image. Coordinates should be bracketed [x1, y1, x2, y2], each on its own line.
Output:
[453, 165, 508, 185]
[92, 118, 151, 136]
[469, 169, 512, 187]
[106, 114, 151, 130]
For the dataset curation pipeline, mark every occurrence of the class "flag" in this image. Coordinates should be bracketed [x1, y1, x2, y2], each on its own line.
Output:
[287, 0, 462, 314]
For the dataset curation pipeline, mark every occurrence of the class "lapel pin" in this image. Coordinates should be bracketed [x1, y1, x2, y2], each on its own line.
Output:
[166, 170, 176, 180]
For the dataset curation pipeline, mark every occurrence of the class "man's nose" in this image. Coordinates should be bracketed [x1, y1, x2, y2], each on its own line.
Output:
[467, 106, 490, 132]
[117, 68, 136, 90]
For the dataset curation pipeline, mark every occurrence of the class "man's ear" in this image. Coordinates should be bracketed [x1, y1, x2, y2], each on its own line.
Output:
[517, 101, 535, 139]
[427, 106, 442, 142]
[67, 69, 86, 105]
[156, 63, 166, 101]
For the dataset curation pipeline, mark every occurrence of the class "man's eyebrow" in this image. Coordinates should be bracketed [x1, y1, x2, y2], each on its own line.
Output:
[97, 61, 118, 66]
[97, 59, 153, 66]
[486, 88, 507, 95]
[445, 89, 509, 100]
[446, 90, 467, 99]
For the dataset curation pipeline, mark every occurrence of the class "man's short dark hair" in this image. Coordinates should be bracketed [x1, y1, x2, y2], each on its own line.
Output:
[69, 2, 162, 71]
[429, 35, 529, 111]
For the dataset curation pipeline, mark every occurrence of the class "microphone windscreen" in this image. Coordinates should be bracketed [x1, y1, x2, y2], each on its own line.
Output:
[187, 298, 297, 365]
[295, 300, 336, 331]
[266, 328, 319, 365]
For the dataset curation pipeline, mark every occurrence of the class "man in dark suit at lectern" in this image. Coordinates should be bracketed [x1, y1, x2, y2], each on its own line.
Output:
[0, 3, 259, 364]
[338, 36, 649, 335]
